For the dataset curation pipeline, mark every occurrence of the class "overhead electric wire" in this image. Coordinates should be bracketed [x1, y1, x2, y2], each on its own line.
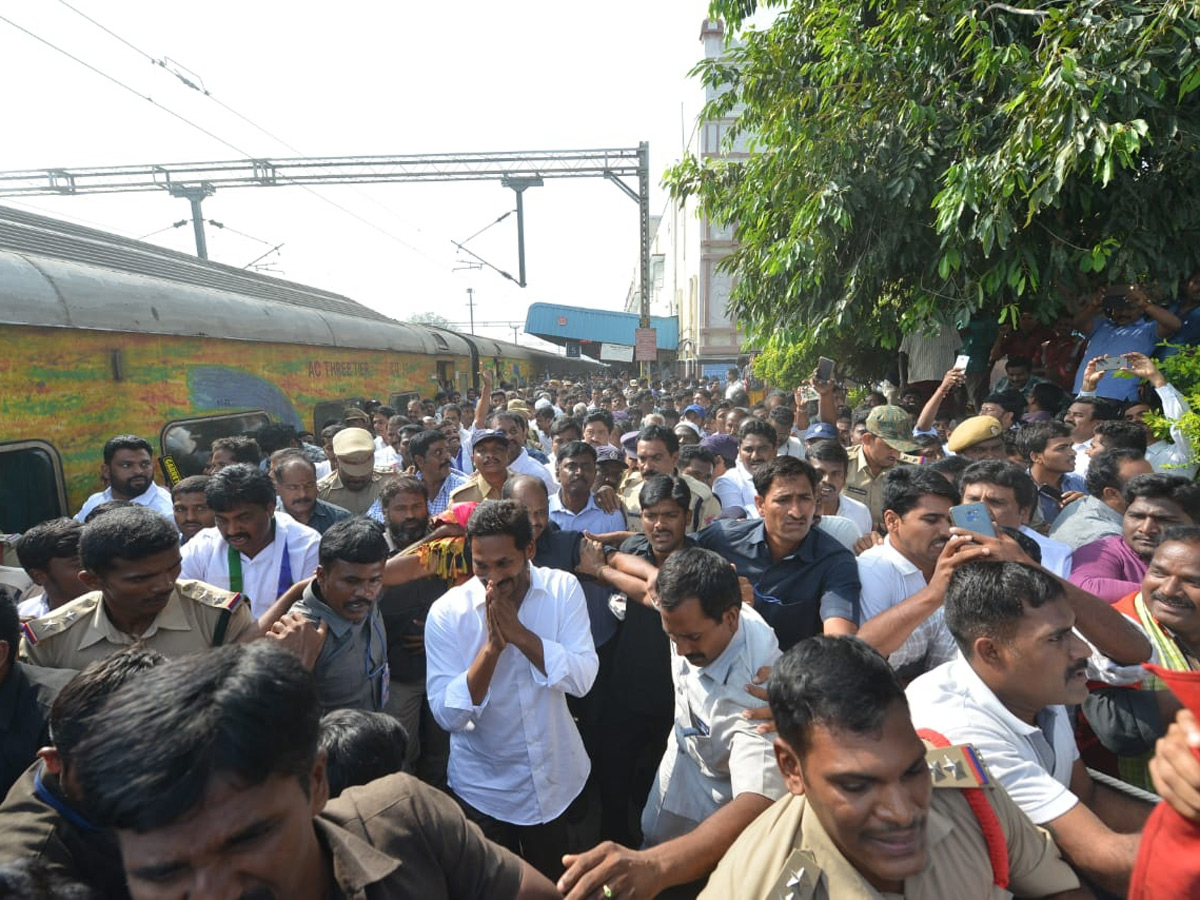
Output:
[7, 7, 444, 267]
[50, 0, 451, 266]
[136, 219, 188, 240]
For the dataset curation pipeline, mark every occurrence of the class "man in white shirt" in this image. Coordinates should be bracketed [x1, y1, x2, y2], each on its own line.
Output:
[712, 419, 777, 517]
[906, 561, 1153, 896]
[854, 467, 962, 680]
[558, 546, 785, 899]
[180, 463, 320, 619]
[486, 411, 558, 494]
[425, 499, 597, 880]
[960, 459, 1074, 577]
[75, 435, 174, 523]
[806, 439, 871, 537]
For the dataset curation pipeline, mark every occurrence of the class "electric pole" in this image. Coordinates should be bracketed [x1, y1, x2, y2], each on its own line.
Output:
[466, 287, 476, 334]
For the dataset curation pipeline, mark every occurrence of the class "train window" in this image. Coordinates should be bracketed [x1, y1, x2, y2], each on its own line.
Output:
[0, 441, 68, 533]
[389, 392, 419, 413]
[313, 399, 365, 435]
[159, 412, 271, 481]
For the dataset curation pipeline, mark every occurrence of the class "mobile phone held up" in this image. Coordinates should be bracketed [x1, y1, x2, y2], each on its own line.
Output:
[817, 357, 835, 383]
[1103, 289, 1132, 312]
[950, 502, 996, 539]
[953, 354, 970, 371]
[1095, 355, 1130, 372]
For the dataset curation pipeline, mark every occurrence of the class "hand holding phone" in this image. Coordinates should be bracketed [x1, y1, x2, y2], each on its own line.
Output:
[817, 357, 835, 383]
[950, 502, 996, 538]
[953, 354, 970, 371]
[1094, 355, 1130, 372]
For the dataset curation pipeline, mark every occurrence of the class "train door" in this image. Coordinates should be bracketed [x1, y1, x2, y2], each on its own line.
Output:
[0, 440, 68, 532]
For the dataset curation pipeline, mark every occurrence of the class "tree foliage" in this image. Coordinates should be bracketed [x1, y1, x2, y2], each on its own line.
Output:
[666, 0, 1200, 380]
[409, 311, 451, 327]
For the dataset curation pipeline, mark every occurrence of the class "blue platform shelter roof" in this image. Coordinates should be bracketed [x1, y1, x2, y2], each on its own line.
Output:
[525, 302, 678, 350]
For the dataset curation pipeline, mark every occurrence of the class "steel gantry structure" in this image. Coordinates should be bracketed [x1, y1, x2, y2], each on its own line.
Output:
[0, 144, 654, 327]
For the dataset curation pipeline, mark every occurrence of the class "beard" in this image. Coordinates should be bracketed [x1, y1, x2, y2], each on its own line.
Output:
[388, 517, 429, 547]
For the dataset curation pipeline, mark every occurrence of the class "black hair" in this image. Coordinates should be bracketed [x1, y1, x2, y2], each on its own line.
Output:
[318, 517, 388, 570]
[639, 473, 692, 512]
[375, 405, 395, 418]
[768, 405, 794, 427]
[467, 499, 533, 551]
[1124, 473, 1200, 521]
[769, 636, 906, 756]
[1083, 452, 1143, 504]
[210, 436, 262, 466]
[557, 441, 597, 464]
[407, 429, 446, 462]
[638, 424, 680, 456]
[399, 424, 424, 440]
[171, 474, 212, 499]
[50, 645, 166, 767]
[944, 562, 1064, 655]
[926, 455, 972, 486]
[318, 709, 408, 798]
[80, 506, 181, 576]
[205, 463, 276, 512]
[1160, 525, 1200, 548]
[960, 460, 1037, 515]
[1016, 420, 1071, 461]
[15, 517, 82, 574]
[74, 642, 320, 832]
[321, 423, 345, 441]
[1093, 420, 1149, 455]
[82, 500, 134, 523]
[806, 439, 849, 473]
[585, 410, 615, 432]
[738, 418, 778, 446]
[0, 593, 17, 670]
[983, 389, 1026, 418]
[752, 455, 819, 498]
[251, 423, 299, 456]
[881, 466, 960, 517]
[379, 474, 428, 507]
[852, 408, 873, 428]
[1005, 355, 1034, 371]
[678, 445, 716, 470]
[1069, 395, 1122, 422]
[656, 546, 740, 621]
[488, 411, 526, 434]
[550, 416, 582, 438]
[386, 415, 407, 431]
[1028, 381, 1069, 415]
[102, 435, 152, 465]
[270, 449, 316, 476]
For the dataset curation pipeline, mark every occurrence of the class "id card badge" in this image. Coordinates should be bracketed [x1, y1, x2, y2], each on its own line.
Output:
[379, 662, 391, 709]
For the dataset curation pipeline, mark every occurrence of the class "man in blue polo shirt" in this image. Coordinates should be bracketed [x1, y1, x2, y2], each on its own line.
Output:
[693, 455, 860, 650]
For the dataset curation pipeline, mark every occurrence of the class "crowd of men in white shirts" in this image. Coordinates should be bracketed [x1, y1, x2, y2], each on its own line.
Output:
[4, 339, 1200, 898]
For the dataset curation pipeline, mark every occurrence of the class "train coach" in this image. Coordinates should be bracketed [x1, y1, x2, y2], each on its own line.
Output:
[0, 205, 602, 532]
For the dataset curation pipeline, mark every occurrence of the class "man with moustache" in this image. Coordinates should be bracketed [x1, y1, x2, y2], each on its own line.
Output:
[291, 518, 389, 714]
[907, 561, 1154, 896]
[269, 451, 351, 535]
[409, 429, 467, 516]
[22, 506, 255, 669]
[450, 430, 512, 503]
[712, 418, 779, 516]
[701, 637, 1084, 899]
[74, 435, 174, 523]
[425, 500, 597, 879]
[170, 476, 215, 544]
[181, 464, 321, 619]
[317, 427, 393, 516]
[1086, 527, 1200, 790]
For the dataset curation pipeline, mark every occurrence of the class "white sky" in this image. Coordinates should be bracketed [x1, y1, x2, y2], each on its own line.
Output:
[0, 1, 719, 352]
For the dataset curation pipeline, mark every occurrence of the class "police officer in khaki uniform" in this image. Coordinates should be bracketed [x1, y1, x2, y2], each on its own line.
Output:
[701, 638, 1084, 900]
[317, 427, 394, 516]
[448, 430, 513, 504]
[844, 406, 922, 530]
[621, 425, 722, 533]
[20, 506, 253, 670]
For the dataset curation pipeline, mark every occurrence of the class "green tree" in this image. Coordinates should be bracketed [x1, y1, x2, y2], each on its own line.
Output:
[666, 0, 1200, 382]
[409, 311, 451, 327]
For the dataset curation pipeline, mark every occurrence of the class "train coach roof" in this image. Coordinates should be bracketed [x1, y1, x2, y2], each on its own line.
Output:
[0, 204, 467, 355]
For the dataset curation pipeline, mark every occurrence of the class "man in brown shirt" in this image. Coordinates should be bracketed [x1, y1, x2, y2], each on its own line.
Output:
[71, 641, 558, 899]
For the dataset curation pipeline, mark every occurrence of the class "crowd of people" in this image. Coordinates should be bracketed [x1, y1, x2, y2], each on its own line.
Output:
[5, 288, 1200, 897]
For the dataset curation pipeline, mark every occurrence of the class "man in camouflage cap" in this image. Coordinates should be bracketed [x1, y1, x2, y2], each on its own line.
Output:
[844, 406, 921, 529]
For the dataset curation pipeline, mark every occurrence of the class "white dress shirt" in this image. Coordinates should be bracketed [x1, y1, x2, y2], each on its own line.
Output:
[856, 538, 958, 678]
[712, 461, 759, 517]
[509, 447, 558, 493]
[75, 482, 175, 523]
[179, 512, 321, 618]
[1020, 525, 1073, 578]
[834, 493, 872, 537]
[425, 564, 598, 826]
[776, 436, 807, 459]
[641, 605, 785, 845]
[906, 656, 1079, 825]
